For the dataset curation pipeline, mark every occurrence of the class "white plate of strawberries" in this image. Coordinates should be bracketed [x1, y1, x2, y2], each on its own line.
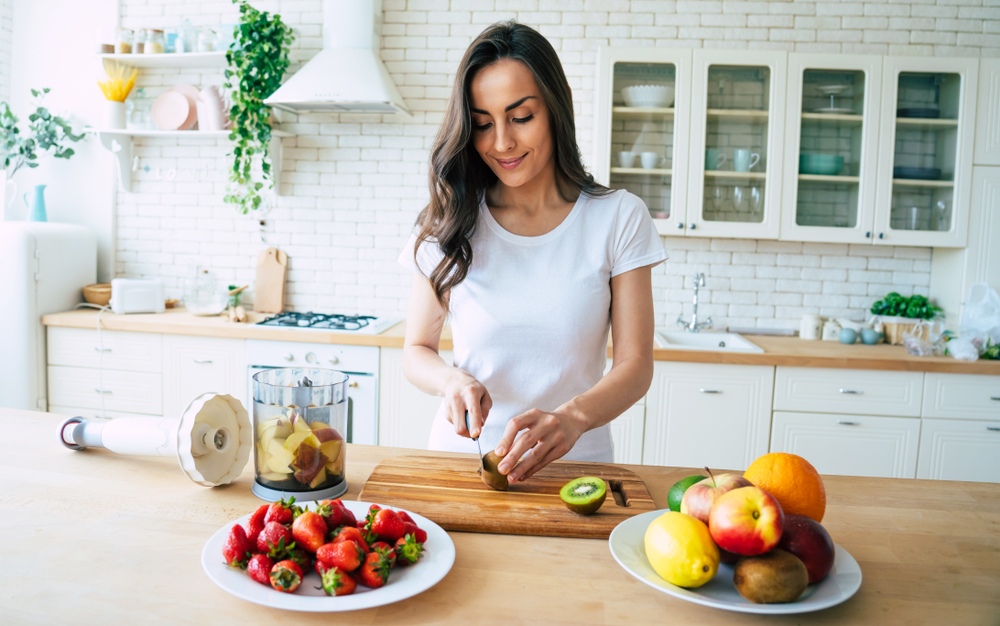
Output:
[201, 498, 455, 612]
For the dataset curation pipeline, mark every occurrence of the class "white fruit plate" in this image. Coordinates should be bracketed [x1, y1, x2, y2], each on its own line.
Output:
[201, 500, 455, 612]
[609, 509, 862, 615]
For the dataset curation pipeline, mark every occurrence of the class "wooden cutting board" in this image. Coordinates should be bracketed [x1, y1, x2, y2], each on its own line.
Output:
[254, 247, 287, 313]
[358, 454, 658, 539]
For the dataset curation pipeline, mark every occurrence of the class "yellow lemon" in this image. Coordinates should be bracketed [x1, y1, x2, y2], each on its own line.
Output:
[644, 511, 720, 588]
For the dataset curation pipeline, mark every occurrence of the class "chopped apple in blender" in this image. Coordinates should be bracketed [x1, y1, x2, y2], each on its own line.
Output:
[259, 424, 280, 452]
[260, 472, 290, 482]
[292, 443, 327, 485]
[308, 467, 327, 489]
[259, 417, 292, 439]
[266, 438, 294, 473]
[290, 412, 311, 433]
[284, 430, 320, 453]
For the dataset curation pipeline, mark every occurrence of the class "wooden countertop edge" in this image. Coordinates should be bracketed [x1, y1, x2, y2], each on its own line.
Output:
[41, 309, 1000, 375]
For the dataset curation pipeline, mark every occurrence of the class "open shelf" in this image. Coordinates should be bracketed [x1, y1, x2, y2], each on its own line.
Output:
[798, 174, 860, 183]
[800, 112, 864, 127]
[612, 106, 675, 119]
[611, 167, 672, 176]
[96, 51, 228, 68]
[84, 127, 292, 138]
[895, 117, 958, 128]
[892, 178, 954, 188]
[704, 170, 766, 180]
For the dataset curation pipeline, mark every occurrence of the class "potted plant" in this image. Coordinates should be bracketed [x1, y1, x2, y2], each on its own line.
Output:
[223, 0, 295, 214]
[870, 292, 942, 345]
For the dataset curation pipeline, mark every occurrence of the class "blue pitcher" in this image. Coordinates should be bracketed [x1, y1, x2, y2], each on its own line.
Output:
[24, 184, 47, 222]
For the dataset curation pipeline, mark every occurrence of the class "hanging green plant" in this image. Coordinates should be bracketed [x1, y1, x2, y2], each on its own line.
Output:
[1, 88, 84, 178]
[223, 0, 295, 214]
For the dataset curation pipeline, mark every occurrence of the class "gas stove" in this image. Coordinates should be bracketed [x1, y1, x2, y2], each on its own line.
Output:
[256, 312, 401, 335]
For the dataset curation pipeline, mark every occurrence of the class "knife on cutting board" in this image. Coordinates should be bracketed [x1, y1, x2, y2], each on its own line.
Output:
[467, 410, 508, 491]
[254, 247, 287, 314]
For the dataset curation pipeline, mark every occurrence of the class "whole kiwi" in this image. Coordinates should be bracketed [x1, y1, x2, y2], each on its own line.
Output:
[733, 549, 809, 604]
[480, 450, 509, 491]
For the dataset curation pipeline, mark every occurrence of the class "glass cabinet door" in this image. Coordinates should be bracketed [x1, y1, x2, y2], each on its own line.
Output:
[594, 48, 692, 234]
[687, 51, 786, 239]
[781, 54, 882, 243]
[875, 57, 978, 247]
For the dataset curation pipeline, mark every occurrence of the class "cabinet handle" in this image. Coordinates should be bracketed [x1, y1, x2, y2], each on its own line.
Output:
[839, 389, 863, 395]
[837, 420, 860, 426]
[991, 396, 1000, 401]
[93, 347, 112, 353]
[699, 389, 722, 394]
[193, 358, 213, 364]
[94, 389, 112, 394]
[676, 222, 684, 229]
[878, 233, 884, 239]
[349, 382, 359, 388]
[690, 223, 697, 230]
[284, 353, 294, 362]
[328, 356, 340, 365]
[988, 426, 1000, 432]
[865, 231, 871, 238]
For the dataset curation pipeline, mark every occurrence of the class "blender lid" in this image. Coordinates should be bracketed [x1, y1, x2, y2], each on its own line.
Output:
[176, 393, 252, 487]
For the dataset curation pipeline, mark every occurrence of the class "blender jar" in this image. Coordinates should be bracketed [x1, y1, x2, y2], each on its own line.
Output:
[252, 368, 348, 502]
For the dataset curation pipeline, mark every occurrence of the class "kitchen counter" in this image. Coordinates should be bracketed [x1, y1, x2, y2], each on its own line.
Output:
[6, 408, 1000, 625]
[42, 308, 1000, 374]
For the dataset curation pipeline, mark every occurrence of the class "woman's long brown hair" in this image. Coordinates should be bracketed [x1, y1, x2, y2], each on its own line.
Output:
[413, 21, 611, 307]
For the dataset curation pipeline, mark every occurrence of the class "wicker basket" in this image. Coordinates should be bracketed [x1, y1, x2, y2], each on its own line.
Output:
[880, 317, 931, 346]
[82, 283, 112, 306]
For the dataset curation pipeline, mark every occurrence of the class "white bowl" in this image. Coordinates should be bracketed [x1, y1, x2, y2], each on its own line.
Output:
[622, 84, 674, 108]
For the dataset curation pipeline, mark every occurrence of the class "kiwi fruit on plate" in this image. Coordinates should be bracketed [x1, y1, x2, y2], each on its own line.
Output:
[480, 450, 509, 491]
[560, 477, 607, 515]
[733, 548, 809, 604]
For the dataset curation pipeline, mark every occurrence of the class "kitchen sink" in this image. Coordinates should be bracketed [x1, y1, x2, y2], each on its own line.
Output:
[654, 330, 764, 353]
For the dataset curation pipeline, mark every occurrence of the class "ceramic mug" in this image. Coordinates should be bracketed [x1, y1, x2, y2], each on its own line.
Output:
[800, 314, 822, 340]
[733, 149, 760, 172]
[705, 149, 726, 171]
[641, 152, 666, 169]
[618, 151, 637, 168]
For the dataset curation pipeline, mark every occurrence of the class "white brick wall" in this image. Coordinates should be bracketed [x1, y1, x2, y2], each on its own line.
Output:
[112, 0, 1000, 330]
[0, 0, 12, 101]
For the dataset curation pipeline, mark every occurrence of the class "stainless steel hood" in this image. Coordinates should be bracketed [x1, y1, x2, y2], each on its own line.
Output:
[264, 0, 409, 116]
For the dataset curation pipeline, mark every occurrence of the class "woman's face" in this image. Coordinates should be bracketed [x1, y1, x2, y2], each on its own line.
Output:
[468, 59, 553, 189]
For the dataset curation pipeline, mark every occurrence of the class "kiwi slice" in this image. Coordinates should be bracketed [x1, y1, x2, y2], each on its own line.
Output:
[480, 450, 509, 491]
[560, 477, 607, 515]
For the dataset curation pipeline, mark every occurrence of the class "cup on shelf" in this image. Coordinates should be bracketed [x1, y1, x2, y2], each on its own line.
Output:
[705, 149, 726, 171]
[640, 152, 665, 170]
[733, 149, 760, 172]
[618, 151, 637, 168]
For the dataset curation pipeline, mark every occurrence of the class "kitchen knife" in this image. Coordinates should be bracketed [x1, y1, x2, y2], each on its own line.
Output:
[467, 410, 508, 491]
[465, 410, 483, 464]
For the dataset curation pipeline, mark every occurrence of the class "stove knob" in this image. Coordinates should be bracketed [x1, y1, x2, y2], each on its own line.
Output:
[305, 352, 317, 363]
[283, 353, 294, 362]
[328, 356, 339, 365]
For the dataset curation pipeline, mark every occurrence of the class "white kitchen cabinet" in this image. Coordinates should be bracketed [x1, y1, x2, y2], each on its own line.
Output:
[608, 403, 645, 465]
[685, 50, 787, 240]
[47, 327, 161, 373]
[47, 365, 162, 415]
[378, 347, 454, 449]
[162, 335, 245, 418]
[974, 59, 1000, 165]
[780, 54, 883, 244]
[771, 411, 920, 479]
[773, 367, 924, 418]
[643, 362, 774, 471]
[594, 47, 693, 235]
[873, 56, 978, 247]
[916, 418, 1000, 482]
[921, 373, 1000, 420]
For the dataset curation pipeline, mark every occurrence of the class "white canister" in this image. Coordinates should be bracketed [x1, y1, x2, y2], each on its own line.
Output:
[800, 314, 823, 340]
[105, 101, 126, 130]
[821, 320, 842, 341]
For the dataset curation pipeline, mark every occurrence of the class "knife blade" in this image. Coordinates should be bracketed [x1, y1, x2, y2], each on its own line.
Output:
[465, 410, 484, 473]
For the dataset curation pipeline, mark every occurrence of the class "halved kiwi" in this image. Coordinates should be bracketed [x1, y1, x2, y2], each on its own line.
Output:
[480, 450, 509, 491]
[560, 477, 607, 515]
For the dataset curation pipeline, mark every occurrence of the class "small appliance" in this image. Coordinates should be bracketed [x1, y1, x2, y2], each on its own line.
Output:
[110, 278, 165, 314]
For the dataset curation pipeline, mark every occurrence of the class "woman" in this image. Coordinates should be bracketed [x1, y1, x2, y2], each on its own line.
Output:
[398, 22, 666, 483]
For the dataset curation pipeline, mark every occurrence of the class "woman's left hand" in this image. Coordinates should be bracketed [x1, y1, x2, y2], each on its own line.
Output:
[493, 409, 585, 483]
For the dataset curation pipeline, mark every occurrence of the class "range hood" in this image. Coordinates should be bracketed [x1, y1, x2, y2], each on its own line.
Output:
[265, 0, 409, 115]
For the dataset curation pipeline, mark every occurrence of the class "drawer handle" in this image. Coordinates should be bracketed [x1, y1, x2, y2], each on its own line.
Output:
[837, 420, 860, 426]
[349, 382, 359, 388]
[94, 389, 112, 394]
[988, 426, 1000, 432]
[991, 396, 1000, 401]
[93, 347, 112, 353]
[193, 358, 213, 364]
[699, 389, 722, 394]
[839, 389, 863, 395]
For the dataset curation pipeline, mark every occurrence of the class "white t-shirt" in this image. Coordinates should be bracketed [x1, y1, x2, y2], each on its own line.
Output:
[397, 189, 667, 462]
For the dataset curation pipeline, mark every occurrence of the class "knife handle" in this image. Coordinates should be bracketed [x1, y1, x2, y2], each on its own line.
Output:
[464, 410, 478, 441]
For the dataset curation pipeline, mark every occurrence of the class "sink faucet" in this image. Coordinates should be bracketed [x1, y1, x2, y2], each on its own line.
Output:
[677, 273, 713, 333]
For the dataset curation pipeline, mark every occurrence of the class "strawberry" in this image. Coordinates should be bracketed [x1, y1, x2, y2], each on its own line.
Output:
[320, 566, 358, 597]
[257, 521, 294, 558]
[370, 509, 406, 543]
[339, 504, 358, 528]
[315, 559, 333, 578]
[245, 519, 264, 550]
[222, 524, 250, 568]
[356, 551, 391, 588]
[331, 526, 369, 553]
[247, 554, 274, 586]
[317, 540, 364, 572]
[269, 560, 303, 593]
[316, 499, 347, 528]
[249, 504, 269, 529]
[291, 511, 328, 553]
[371, 541, 397, 569]
[396, 510, 415, 525]
[286, 546, 313, 573]
[394, 534, 425, 566]
[264, 496, 298, 526]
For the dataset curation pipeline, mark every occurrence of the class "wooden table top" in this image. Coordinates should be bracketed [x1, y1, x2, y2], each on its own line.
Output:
[42, 309, 1000, 374]
[6, 408, 999, 625]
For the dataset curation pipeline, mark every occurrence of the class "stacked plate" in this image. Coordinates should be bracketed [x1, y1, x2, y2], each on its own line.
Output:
[622, 84, 674, 108]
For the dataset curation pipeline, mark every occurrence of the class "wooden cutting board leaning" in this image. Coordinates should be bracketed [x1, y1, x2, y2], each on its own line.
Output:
[358, 454, 657, 539]
[254, 247, 287, 313]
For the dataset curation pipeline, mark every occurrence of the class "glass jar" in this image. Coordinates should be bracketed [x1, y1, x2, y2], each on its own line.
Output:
[114, 28, 133, 54]
[134, 29, 147, 54]
[145, 29, 165, 54]
[163, 27, 178, 53]
[182, 268, 228, 315]
[196, 25, 217, 52]
[126, 88, 154, 130]
[176, 19, 196, 53]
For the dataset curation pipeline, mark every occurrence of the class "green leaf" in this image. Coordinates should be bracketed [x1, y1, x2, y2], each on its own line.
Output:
[30, 89, 38, 97]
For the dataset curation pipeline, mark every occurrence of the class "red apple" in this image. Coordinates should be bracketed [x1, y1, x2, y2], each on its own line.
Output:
[778, 514, 835, 584]
[709, 486, 785, 556]
[680, 473, 753, 524]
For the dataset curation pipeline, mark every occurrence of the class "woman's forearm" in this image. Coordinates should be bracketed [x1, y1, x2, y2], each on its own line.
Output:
[401, 345, 464, 398]
[555, 354, 653, 435]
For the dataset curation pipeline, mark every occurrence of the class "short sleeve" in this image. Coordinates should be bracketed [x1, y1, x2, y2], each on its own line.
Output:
[398, 230, 445, 279]
[611, 192, 668, 277]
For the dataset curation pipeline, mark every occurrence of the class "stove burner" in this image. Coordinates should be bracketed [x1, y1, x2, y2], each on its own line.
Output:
[258, 311, 379, 331]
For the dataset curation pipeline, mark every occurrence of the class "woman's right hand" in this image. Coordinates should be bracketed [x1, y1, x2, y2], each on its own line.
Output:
[442, 370, 492, 439]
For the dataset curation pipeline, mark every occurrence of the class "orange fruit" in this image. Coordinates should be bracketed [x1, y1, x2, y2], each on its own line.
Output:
[743, 453, 826, 523]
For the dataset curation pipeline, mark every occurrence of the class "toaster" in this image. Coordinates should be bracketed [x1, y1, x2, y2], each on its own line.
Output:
[109, 278, 165, 314]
